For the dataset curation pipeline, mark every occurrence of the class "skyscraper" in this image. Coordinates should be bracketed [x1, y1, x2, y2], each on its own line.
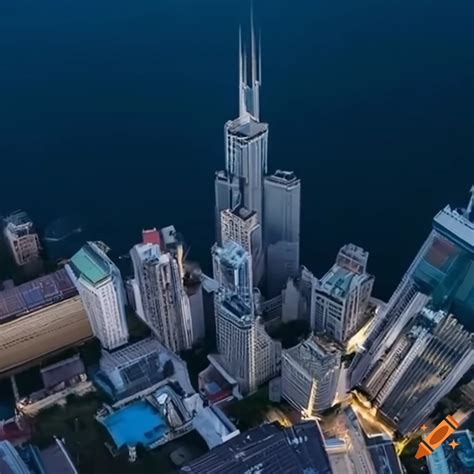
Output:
[214, 15, 268, 242]
[68, 242, 128, 350]
[351, 187, 474, 388]
[314, 244, 374, 343]
[212, 242, 279, 394]
[220, 206, 264, 285]
[130, 230, 193, 353]
[281, 335, 341, 416]
[362, 308, 473, 434]
[263, 170, 301, 296]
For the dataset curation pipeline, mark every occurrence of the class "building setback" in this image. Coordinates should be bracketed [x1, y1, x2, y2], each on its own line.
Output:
[68, 242, 128, 351]
[220, 206, 264, 287]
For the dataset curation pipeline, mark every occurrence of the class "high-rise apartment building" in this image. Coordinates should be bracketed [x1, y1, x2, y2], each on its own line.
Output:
[220, 206, 264, 285]
[314, 244, 374, 343]
[3, 211, 41, 266]
[263, 170, 301, 297]
[351, 187, 474, 389]
[130, 230, 193, 353]
[281, 336, 341, 416]
[362, 308, 473, 434]
[68, 242, 128, 350]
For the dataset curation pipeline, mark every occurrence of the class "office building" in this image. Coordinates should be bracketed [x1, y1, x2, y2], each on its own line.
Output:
[362, 307, 473, 434]
[130, 231, 193, 353]
[351, 187, 474, 390]
[68, 242, 128, 351]
[220, 206, 264, 286]
[214, 16, 268, 244]
[214, 292, 279, 394]
[314, 244, 374, 343]
[281, 336, 341, 416]
[264, 170, 301, 296]
[0, 269, 92, 374]
[282, 266, 317, 324]
[180, 421, 332, 474]
[3, 211, 41, 266]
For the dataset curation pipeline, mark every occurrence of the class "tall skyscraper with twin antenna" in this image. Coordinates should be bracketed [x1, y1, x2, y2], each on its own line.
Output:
[214, 9, 268, 262]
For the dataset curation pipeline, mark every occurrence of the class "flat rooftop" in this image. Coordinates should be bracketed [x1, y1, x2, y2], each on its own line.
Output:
[180, 421, 332, 474]
[231, 205, 256, 221]
[226, 116, 268, 139]
[0, 269, 77, 324]
[70, 244, 110, 285]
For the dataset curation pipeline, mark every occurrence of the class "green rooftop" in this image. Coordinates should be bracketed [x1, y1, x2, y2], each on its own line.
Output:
[71, 246, 109, 285]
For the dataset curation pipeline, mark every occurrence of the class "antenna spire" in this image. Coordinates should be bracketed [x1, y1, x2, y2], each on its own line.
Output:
[238, 26, 246, 118]
[237, 1, 261, 121]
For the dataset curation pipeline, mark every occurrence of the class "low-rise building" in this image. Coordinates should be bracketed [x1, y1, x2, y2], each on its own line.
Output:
[0, 270, 92, 374]
[180, 421, 332, 474]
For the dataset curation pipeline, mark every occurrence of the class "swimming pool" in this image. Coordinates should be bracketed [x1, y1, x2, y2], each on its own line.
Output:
[102, 400, 168, 449]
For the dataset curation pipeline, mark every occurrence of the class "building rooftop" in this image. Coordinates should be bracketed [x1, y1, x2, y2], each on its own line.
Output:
[231, 205, 256, 221]
[226, 116, 268, 139]
[366, 435, 404, 474]
[0, 269, 77, 324]
[39, 438, 78, 474]
[319, 266, 356, 299]
[434, 205, 474, 252]
[3, 211, 34, 229]
[142, 228, 161, 246]
[266, 170, 300, 186]
[180, 421, 332, 474]
[213, 241, 249, 269]
[40, 354, 85, 390]
[70, 243, 110, 285]
[0, 441, 30, 474]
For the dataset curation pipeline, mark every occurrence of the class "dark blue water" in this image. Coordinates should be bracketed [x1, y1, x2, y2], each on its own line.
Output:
[1, 1, 473, 300]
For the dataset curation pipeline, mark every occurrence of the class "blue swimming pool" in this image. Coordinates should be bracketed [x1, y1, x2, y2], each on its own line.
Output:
[102, 400, 168, 449]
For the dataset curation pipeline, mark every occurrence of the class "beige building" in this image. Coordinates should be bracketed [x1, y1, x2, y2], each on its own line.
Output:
[0, 269, 93, 374]
[0, 296, 92, 374]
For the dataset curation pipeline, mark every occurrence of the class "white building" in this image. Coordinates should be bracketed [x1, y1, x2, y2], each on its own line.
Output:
[130, 231, 193, 353]
[281, 336, 341, 416]
[68, 242, 128, 351]
[314, 244, 374, 343]
[212, 243, 280, 394]
[214, 293, 280, 394]
[3, 211, 41, 266]
[263, 170, 301, 297]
